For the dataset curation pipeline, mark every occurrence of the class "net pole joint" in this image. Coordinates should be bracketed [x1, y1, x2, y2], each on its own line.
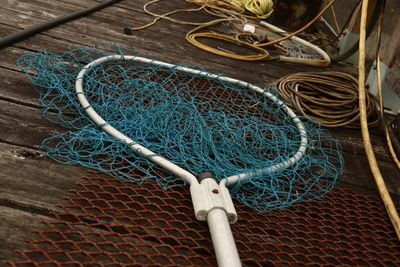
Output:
[190, 173, 237, 223]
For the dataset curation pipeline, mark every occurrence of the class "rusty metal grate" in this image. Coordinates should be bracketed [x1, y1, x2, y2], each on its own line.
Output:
[5, 173, 400, 266]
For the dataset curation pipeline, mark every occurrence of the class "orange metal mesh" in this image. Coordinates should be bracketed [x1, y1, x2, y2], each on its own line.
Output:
[5, 173, 400, 266]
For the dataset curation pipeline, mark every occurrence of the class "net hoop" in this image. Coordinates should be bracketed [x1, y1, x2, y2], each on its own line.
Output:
[75, 54, 308, 186]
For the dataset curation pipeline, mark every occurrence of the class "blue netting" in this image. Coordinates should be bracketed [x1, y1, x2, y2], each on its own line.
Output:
[17, 43, 343, 212]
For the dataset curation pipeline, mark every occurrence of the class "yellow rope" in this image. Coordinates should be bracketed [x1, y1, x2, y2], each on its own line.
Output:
[358, 0, 400, 240]
[124, 0, 208, 32]
[185, 18, 271, 61]
[230, 0, 274, 19]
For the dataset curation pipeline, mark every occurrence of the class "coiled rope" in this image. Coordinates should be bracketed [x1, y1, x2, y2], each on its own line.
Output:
[185, 18, 271, 61]
[230, 0, 274, 19]
[273, 71, 380, 128]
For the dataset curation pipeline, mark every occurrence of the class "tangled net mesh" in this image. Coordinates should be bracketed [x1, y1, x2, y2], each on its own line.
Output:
[17, 43, 343, 212]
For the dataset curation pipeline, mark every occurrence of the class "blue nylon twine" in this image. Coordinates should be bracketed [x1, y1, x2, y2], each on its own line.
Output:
[17, 43, 343, 212]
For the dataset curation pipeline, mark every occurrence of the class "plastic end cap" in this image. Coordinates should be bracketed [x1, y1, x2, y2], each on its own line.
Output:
[197, 171, 216, 183]
[123, 28, 133, 35]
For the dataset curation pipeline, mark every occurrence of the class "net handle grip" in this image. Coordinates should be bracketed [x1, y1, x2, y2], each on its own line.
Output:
[190, 175, 241, 266]
[190, 177, 237, 223]
[208, 208, 242, 267]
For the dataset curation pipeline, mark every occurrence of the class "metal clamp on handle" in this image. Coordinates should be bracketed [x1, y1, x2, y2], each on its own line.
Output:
[190, 173, 237, 223]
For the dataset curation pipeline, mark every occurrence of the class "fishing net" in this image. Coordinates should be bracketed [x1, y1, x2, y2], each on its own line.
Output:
[17, 43, 343, 212]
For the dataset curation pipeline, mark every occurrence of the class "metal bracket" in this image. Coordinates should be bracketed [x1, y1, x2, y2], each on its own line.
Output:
[190, 178, 237, 223]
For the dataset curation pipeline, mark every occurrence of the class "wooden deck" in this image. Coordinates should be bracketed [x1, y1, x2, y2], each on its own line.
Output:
[0, 0, 399, 262]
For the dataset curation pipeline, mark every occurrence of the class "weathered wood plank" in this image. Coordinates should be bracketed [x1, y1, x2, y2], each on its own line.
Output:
[330, 128, 393, 163]
[0, 3, 245, 66]
[6, 0, 198, 35]
[0, 23, 273, 88]
[0, 99, 65, 149]
[0, 206, 53, 261]
[0, 67, 41, 107]
[0, 202, 148, 262]
[342, 153, 400, 196]
[0, 0, 356, 81]
[0, 83, 394, 172]
[0, 106, 398, 212]
[0, 134, 398, 217]
[0, 141, 86, 211]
